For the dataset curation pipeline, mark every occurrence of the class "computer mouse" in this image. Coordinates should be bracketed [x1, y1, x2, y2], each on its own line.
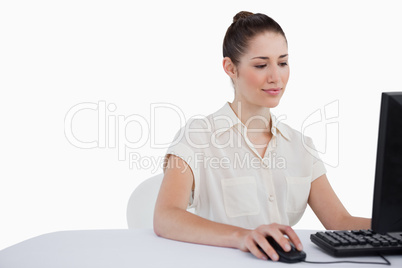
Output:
[261, 236, 307, 263]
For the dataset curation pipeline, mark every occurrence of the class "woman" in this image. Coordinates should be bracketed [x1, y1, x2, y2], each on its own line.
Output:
[153, 11, 370, 261]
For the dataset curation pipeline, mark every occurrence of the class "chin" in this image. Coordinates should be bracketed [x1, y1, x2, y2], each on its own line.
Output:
[269, 102, 280, 108]
[262, 99, 281, 108]
[259, 92, 284, 108]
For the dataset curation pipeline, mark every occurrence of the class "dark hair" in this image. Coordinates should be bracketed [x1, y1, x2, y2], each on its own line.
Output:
[223, 11, 287, 67]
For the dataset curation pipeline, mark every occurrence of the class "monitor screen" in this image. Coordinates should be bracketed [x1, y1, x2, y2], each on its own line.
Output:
[372, 92, 402, 234]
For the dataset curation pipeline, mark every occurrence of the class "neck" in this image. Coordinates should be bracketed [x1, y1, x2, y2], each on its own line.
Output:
[229, 100, 272, 135]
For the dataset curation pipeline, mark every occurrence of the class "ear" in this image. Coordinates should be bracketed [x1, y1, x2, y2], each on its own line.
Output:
[222, 57, 238, 80]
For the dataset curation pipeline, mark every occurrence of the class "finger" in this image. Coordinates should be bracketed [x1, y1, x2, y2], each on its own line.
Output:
[278, 225, 303, 251]
[245, 235, 270, 261]
[265, 228, 292, 253]
[253, 233, 279, 261]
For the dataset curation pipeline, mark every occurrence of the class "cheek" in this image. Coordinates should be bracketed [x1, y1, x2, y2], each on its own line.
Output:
[241, 69, 264, 87]
[280, 68, 290, 84]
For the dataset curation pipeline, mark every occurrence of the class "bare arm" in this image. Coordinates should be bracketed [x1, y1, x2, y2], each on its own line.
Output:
[153, 154, 303, 261]
[308, 174, 371, 230]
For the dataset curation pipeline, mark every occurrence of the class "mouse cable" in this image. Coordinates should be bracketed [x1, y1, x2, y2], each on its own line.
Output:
[302, 253, 391, 266]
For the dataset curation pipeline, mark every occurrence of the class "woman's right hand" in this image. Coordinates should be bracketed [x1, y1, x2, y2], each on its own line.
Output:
[155, 155, 303, 261]
[237, 223, 303, 261]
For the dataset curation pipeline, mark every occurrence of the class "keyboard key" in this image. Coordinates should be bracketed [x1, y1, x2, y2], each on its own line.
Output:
[357, 239, 367, 245]
[349, 239, 358, 245]
[360, 229, 373, 236]
[380, 240, 390, 246]
[317, 232, 341, 246]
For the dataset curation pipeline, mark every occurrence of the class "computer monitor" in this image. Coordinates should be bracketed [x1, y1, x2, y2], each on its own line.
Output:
[372, 92, 402, 234]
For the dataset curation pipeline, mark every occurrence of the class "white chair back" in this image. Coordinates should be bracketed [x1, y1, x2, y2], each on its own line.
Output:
[127, 173, 163, 229]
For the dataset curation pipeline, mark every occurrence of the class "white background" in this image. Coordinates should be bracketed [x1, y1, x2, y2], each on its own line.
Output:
[1, 0, 401, 250]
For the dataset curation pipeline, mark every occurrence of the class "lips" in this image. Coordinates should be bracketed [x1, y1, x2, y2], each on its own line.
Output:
[262, 88, 281, 92]
[262, 88, 281, 96]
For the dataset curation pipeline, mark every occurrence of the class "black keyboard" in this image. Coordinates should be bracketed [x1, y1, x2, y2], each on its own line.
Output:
[310, 229, 402, 257]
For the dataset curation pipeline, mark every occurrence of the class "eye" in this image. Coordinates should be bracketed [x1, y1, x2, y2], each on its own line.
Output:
[279, 62, 288, 67]
[255, 64, 267, 69]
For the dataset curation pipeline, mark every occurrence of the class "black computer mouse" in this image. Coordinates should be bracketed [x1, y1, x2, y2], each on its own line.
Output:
[261, 236, 307, 263]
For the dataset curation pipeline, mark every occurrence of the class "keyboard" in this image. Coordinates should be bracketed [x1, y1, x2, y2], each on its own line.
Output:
[310, 229, 402, 257]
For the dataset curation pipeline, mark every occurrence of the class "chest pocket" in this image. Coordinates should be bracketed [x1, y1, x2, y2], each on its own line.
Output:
[221, 176, 260, 218]
[286, 175, 311, 226]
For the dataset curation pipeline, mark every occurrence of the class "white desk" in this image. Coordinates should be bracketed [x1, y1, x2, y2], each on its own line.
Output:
[0, 229, 400, 267]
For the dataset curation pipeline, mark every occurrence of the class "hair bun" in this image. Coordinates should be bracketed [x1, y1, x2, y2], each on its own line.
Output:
[233, 11, 254, 23]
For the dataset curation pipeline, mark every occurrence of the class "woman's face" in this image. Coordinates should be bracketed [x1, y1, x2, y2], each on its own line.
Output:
[232, 31, 289, 108]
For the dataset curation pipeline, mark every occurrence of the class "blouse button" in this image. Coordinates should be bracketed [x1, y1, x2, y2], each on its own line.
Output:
[262, 160, 269, 168]
[269, 195, 275, 202]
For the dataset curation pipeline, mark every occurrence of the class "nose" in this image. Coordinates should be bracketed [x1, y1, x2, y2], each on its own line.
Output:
[267, 65, 280, 84]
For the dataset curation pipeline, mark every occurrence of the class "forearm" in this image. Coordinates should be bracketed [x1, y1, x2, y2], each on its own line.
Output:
[154, 206, 304, 261]
[309, 175, 372, 231]
[328, 215, 371, 231]
[343, 216, 371, 230]
[153, 207, 249, 250]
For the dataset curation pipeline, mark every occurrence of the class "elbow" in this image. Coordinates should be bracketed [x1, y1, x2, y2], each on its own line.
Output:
[153, 210, 163, 237]
[153, 206, 184, 238]
[153, 228, 162, 237]
[153, 220, 161, 237]
[153, 222, 165, 238]
[153, 207, 169, 238]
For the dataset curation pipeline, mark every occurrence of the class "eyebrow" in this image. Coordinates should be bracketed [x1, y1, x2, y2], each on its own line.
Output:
[250, 54, 288, 60]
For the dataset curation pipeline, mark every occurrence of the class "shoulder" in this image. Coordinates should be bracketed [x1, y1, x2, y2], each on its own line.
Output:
[178, 105, 225, 135]
[276, 119, 314, 145]
[169, 113, 215, 148]
[276, 119, 323, 164]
